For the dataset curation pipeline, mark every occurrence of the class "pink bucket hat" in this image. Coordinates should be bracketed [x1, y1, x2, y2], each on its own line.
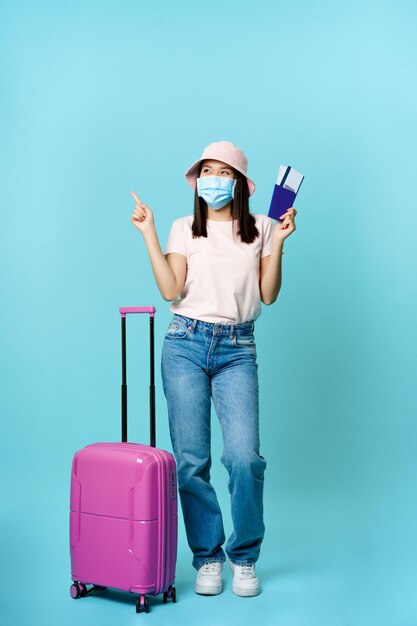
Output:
[185, 140, 256, 196]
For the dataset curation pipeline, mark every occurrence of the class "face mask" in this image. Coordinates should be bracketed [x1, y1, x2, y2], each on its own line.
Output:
[196, 175, 237, 210]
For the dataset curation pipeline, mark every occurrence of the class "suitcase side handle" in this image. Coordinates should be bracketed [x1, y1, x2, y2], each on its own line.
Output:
[119, 306, 156, 447]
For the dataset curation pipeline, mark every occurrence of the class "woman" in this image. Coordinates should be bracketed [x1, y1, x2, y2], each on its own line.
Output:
[130, 140, 297, 597]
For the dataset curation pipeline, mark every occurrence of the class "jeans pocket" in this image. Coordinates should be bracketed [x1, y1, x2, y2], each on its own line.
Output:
[234, 333, 257, 359]
[234, 332, 256, 348]
[165, 319, 189, 339]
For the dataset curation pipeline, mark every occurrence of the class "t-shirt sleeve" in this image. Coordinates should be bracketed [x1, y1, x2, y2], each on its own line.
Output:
[260, 216, 273, 258]
[164, 219, 187, 257]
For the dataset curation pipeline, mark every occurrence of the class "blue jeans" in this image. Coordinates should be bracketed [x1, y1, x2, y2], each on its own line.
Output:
[161, 313, 267, 570]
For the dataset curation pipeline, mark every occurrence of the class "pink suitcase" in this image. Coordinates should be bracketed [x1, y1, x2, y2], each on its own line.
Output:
[69, 306, 178, 614]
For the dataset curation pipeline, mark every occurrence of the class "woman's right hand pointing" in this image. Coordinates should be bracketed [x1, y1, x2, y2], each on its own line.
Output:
[130, 191, 155, 235]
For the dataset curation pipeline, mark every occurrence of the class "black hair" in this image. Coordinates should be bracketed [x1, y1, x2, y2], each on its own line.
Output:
[191, 163, 260, 244]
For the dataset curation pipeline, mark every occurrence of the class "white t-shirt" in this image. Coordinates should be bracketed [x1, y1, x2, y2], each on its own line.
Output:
[163, 214, 273, 324]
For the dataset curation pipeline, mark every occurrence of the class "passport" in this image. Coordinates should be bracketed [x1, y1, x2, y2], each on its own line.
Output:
[268, 165, 304, 221]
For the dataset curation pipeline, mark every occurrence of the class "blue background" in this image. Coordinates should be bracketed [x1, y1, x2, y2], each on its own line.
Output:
[1, 1, 416, 624]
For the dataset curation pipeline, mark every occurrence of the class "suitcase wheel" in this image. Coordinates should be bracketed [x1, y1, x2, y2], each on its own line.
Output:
[70, 583, 81, 599]
[163, 586, 176, 603]
[136, 595, 150, 613]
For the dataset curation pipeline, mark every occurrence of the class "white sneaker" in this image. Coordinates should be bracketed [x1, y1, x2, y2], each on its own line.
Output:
[195, 561, 224, 595]
[229, 561, 260, 597]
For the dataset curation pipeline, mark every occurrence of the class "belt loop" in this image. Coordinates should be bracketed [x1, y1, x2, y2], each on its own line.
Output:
[229, 324, 234, 339]
[183, 316, 197, 334]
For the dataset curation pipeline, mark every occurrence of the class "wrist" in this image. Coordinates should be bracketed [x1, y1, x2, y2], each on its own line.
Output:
[273, 237, 285, 253]
[143, 226, 157, 242]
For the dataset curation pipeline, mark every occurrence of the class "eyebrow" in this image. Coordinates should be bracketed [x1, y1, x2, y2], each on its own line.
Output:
[202, 163, 232, 169]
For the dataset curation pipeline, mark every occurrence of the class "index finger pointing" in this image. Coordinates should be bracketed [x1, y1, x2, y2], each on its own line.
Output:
[130, 190, 143, 205]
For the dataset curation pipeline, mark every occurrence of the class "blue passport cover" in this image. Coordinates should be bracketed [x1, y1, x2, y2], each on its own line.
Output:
[268, 184, 297, 221]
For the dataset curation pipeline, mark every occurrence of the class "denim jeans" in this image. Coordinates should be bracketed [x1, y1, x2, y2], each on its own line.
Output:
[161, 313, 267, 570]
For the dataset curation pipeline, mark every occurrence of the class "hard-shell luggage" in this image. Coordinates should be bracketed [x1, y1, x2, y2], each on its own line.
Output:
[69, 306, 178, 614]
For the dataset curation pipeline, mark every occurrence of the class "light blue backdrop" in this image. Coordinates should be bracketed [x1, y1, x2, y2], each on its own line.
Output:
[1, 1, 416, 624]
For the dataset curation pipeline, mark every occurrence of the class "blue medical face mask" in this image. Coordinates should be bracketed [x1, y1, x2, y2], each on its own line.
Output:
[196, 175, 237, 210]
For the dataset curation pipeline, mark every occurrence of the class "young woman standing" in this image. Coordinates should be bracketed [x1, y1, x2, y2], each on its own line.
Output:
[130, 141, 297, 597]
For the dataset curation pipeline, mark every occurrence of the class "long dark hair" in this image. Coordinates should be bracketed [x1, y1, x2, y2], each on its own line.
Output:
[191, 163, 260, 244]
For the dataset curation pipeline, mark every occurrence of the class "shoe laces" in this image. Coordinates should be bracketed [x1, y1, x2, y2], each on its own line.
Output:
[201, 562, 222, 574]
[237, 565, 255, 578]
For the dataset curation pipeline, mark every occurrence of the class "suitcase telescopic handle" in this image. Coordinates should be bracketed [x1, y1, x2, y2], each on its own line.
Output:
[119, 307, 156, 447]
